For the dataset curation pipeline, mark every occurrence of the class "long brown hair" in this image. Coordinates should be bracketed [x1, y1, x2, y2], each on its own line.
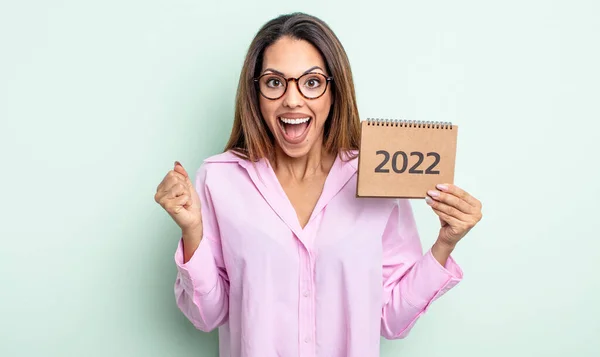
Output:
[224, 12, 361, 162]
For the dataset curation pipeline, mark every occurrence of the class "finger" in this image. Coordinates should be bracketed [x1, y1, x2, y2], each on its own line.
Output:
[431, 206, 462, 227]
[427, 189, 473, 215]
[425, 196, 470, 222]
[436, 183, 479, 208]
[165, 194, 191, 214]
[156, 170, 187, 193]
[156, 182, 187, 204]
[166, 182, 188, 199]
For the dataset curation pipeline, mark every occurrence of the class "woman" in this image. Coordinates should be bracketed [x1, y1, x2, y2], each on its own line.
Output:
[154, 12, 482, 357]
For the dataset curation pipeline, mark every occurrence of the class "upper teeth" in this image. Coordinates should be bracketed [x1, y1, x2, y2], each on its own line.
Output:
[280, 117, 310, 124]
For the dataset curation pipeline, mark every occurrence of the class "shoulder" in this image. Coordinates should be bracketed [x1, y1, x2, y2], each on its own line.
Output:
[338, 149, 359, 170]
[203, 150, 246, 165]
[193, 150, 252, 183]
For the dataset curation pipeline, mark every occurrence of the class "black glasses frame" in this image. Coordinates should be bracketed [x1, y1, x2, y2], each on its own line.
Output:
[253, 72, 334, 100]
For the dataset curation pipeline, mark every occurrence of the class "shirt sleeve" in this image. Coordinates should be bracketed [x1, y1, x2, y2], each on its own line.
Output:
[380, 199, 463, 340]
[173, 162, 229, 332]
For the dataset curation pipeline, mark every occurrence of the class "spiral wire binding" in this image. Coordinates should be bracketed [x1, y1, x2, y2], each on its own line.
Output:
[366, 118, 453, 129]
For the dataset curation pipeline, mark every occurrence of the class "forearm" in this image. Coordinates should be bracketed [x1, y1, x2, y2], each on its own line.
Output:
[182, 225, 203, 264]
[430, 239, 456, 267]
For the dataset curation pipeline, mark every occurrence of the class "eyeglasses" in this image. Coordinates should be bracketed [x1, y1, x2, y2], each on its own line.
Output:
[254, 72, 333, 100]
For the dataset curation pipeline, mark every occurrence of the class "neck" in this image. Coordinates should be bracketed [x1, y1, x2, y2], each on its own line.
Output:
[272, 143, 336, 182]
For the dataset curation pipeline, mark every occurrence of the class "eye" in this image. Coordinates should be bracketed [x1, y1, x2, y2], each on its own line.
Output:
[265, 76, 284, 88]
[303, 77, 322, 88]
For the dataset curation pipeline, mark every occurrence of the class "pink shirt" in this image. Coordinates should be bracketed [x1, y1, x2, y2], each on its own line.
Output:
[173, 150, 463, 357]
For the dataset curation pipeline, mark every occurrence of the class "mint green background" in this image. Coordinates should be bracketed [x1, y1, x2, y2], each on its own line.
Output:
[1, 1, 599, 356]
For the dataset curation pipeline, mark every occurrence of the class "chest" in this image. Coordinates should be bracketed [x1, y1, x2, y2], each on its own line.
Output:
[279, 178, 326, 229]
[212, 173, 392, 263]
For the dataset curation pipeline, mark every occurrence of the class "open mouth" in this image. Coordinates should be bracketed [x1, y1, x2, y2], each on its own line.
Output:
[277, 116, 312, 144]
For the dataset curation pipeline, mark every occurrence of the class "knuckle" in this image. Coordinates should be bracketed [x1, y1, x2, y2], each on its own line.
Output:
[164, 201, 177, 213]
[158, 199, 166, 209]
[443, 193, 456, 205]
[434, 201, 443, 211]
[167, 171, 180, 182]
[440, 203, 451, 212]
[462, 201, 472, 212]
[160, 179, 171, 189]
[467, 217, 478, 228]
[450, 206, 460, 216]
[169, 184, 180, 194]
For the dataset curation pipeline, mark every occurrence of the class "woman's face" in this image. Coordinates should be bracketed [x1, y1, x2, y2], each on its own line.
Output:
[258, 36, 333, 159]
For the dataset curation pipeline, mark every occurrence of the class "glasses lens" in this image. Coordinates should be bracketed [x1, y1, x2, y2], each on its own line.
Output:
[257, 73, 329, 99]
[298, 73, 327, 98]
[258, 74, 286, 99]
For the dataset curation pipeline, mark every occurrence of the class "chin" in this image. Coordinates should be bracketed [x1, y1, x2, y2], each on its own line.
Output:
[277, 140, 314, 158]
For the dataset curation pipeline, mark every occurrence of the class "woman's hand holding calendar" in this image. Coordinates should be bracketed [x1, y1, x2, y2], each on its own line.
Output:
[425, 183, 483, 254]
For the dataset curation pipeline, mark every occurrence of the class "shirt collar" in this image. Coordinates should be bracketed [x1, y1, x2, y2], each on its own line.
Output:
[205, 150, 358, 236]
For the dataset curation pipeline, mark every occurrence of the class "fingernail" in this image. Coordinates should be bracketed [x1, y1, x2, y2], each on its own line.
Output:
[425, 196, 434, 205]
[436, 184, 448, 191]
[174, 161, 181, 167]
[427, 190, 440, 197]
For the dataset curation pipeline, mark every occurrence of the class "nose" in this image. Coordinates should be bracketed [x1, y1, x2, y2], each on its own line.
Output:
[282, 79, 304, 108]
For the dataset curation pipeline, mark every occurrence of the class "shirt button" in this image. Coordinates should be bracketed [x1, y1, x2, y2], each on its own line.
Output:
[303, 290, 309, 297]
[304, 337, 310, 343]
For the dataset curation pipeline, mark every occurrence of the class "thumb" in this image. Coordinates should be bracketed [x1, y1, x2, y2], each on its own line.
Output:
[174, 161, 194, 188]
[439, 216, 448, 227]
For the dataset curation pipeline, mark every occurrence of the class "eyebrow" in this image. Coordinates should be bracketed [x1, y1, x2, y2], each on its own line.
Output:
[262, 66, 325, 77]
